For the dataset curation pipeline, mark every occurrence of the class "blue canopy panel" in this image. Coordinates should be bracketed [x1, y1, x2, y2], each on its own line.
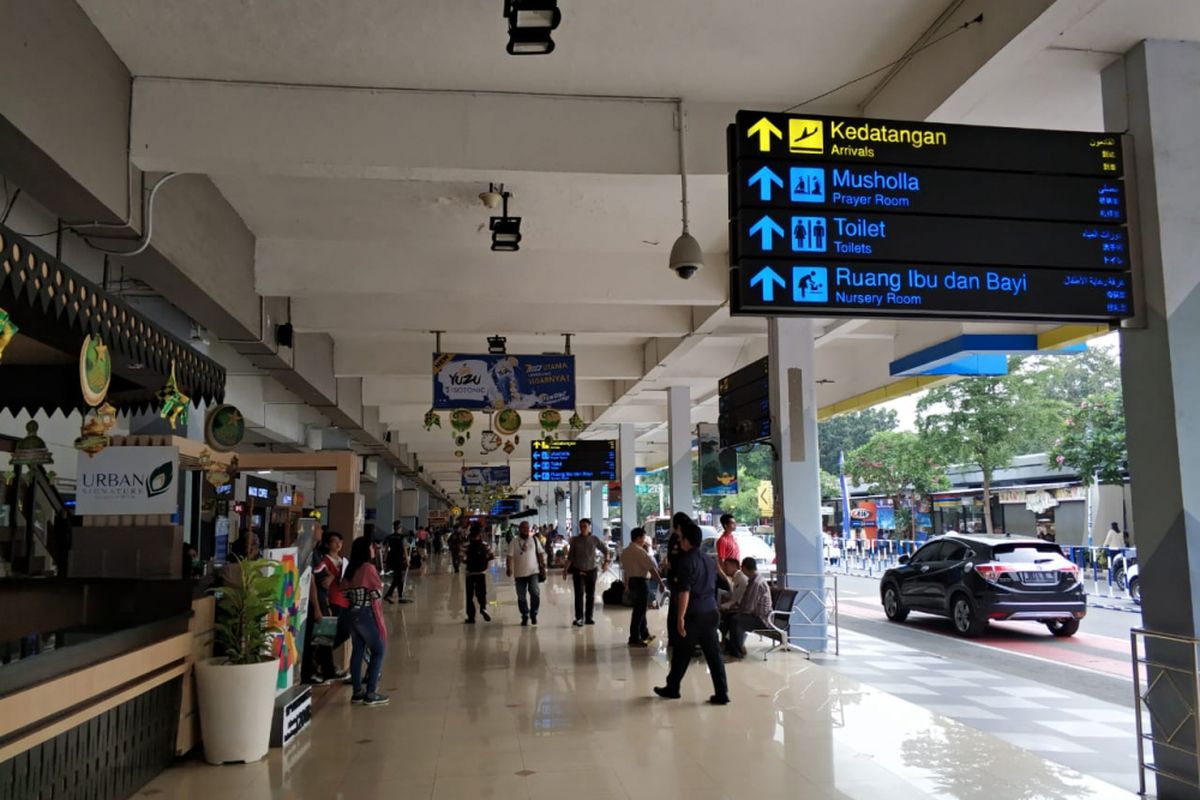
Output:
[889, 334, 1086, 377]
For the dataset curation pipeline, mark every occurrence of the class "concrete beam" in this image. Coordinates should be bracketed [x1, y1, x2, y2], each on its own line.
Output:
[132, 78, 740, 179]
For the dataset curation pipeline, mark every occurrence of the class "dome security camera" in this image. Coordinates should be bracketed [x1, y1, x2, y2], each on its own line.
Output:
[668, 232, 704, 280]
[480, 191, 503, 209]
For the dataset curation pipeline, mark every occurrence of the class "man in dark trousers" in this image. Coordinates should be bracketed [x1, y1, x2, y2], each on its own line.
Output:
[654, 522, 730, 705]
[383, 521, 410, 604]
[621, 527, 664, 647]
[447, 524, 464, 573]
[563, 518, 608, 626]
[464, 522, 494, 624]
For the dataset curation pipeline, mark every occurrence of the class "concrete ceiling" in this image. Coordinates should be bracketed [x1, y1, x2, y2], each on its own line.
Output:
[70, 0, 1200, 499]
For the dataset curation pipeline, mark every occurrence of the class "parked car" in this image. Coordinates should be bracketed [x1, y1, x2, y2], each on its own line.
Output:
[1127, 562, 1141, 604]
[878, 534, 1086, 638]
[1112, 551, 1137, 591]
[699, 529, 776, 577]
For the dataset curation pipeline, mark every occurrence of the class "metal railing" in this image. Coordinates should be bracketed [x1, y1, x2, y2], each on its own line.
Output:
[827, 539, 1141, 605]
[1130, 628, 1200, 796]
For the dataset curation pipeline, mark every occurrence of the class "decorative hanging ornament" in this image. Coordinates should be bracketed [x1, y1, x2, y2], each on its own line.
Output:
[568, 411, 585, 433]
[0, 308, 17, 363]
[79, 334, 112, 407]
[198, 448, 232, 489]
[205, 404, 245, 452]
[157, 361, 191, 430]
[11, 421, 53, 485]
[480, 430, 501, 453]
[538, 409, 561, 442]
[423, 409, 442, 431]
[74, 401, 118, 457]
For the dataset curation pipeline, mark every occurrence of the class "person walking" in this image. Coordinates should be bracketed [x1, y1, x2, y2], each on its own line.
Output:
[662, 511, 691, 649]
[464, 523, 494, 624]
[343, 537, 389, 706]
[563, 518, 608, 626]
[383, 521, 410, 603]
[723, 557, 772, 659]
[506, 521, 547, 626]
[621, 527, 664, 647]
[654, 522, 729, 705]
[448, 524, 464, 574]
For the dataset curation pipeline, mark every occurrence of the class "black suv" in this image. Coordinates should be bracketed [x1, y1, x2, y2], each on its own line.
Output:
[879, 534, 1087, 638]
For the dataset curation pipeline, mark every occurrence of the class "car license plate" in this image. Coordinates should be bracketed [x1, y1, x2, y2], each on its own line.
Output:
[1021, 571, 1058, 584]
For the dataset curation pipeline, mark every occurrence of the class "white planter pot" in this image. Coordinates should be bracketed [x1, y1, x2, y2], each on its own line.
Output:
[194, 657, 278, 765]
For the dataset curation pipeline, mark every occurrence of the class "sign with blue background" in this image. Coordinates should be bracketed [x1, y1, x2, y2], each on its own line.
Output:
[462, 465, 511, 489]
[433, 353, 575, 410]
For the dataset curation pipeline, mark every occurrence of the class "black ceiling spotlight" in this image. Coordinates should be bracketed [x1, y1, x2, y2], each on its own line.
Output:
[489, 187, 522, 251]
[504, 0, 560, 55]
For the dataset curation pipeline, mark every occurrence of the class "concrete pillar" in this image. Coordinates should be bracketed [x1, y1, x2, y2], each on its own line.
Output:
[417, 488, 429, 528]
[767, 317, 825, 651]
[556, 486, 568, 534]
[375, 462, 396, 531]
[591, 481, 605, 540]
[619, 423, 636, 542]
[667, 385, 693, 519]
[1104, 39, 1200, 798]
[571, 482, 582, 532]
[314, 471, 337, 508]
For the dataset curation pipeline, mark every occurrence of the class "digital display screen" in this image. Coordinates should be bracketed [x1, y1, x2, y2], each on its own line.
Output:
[718, 356, 771, 449]
[733, 111, 1122, 177]
[732, 263, 1131, 321]
[530, 439, 617, 482]
[490, 498, 522, 516]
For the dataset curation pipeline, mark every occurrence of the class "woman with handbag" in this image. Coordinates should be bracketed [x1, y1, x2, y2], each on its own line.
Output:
[343, 537, 389, 706]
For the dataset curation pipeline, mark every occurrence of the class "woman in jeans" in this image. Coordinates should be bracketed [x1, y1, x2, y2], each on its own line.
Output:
[343, 537, 389, 706]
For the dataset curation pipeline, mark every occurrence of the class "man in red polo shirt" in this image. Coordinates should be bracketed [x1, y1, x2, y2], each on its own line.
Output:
[716, 514, 740, 564]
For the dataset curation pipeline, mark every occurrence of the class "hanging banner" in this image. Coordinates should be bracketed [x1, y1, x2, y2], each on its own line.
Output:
[432, 353, 575, 410]
[461, 465, 511, 489]
[76, 446, 179, 515]
[697, 423, 738, 496]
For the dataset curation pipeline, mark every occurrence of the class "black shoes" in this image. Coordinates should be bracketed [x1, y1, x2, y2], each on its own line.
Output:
[464, 618, 475, 624]
[521, 616, 529, 627]
[572, 619, 585, 627]
[585, 619, 596, 625]
[531, 614, 538, 626]
[628, 640, 648, 648]
[481, 610, 492, 622]
[653, 686, 681, 699]
[709, 695, 731, 706]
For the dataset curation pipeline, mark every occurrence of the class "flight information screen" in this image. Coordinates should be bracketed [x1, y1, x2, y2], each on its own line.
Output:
[530, 439, 617, 481]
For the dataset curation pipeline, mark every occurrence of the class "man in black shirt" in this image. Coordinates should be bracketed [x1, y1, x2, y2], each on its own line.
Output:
[654, 522, 729, 705]
[383, 521, 409, 603]
[464, 522, 494, 624]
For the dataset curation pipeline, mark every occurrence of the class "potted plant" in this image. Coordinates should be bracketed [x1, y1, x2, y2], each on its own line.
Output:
[194, 558, 283, 765]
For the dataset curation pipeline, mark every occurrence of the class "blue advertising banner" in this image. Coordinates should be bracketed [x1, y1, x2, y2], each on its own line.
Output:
[433, 353, 575, 410]
[461, 465, 511, 489]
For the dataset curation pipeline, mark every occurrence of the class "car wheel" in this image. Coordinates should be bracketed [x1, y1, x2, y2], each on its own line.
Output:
[882, 585, 908, 622]
[1129, 577, 1141, 605]
[951, 594, 987, 637]
[1046, 618, 1080, 637]
[1114, 566, 1127, 591]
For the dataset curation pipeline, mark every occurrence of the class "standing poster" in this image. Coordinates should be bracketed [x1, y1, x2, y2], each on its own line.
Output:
[697, 423, 738, 496]
[433, 353, 575, 410]
[76, 446, 180, 515]
[266, 547, 302, 693]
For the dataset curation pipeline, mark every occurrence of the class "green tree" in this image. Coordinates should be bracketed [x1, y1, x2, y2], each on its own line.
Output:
[719, 466, 764, 525]
[917, 368, 1039, 534]
[635, 471, 666, 527]
[818, 408, 898, 474]
[820, 469, 842, 501]
[1025, 346, 1122, 405]
[846, 431, 948, 538]
[1048, 391, 1127, 485]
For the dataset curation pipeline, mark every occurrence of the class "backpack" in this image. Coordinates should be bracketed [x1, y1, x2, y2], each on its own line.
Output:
[602, 580, 626, 606]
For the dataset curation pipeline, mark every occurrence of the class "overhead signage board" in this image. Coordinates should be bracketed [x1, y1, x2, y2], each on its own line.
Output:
[718, 357, 770, 449]
[733, 111, 1121, 177]
[433, 353, 575, 410]
[731, 160, 1125, 224]
[734, 212, 1128, 270]
[698, 423, 738, 496]
[461, 465, 511, 489]
[728, 109, 1133, 323]
[733, 263, 1131, 321]
[490, 498, 522, 516]
[76, 446, 180, 516]
[530, 439, 617, 482]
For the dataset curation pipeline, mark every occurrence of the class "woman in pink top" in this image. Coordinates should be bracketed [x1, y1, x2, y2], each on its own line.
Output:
[343, 537, 389, 706]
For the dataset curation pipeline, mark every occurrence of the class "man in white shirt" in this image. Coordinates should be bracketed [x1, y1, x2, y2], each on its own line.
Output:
[507, 521, 547, 626]
[718, 558, 750, 612]
[620, 528, 664, 647]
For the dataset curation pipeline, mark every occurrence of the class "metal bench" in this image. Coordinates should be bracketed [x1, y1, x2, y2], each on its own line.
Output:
[748, 587, 809, 660]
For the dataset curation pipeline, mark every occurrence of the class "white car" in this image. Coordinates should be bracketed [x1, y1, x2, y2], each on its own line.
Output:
[700, 530, 777, 577]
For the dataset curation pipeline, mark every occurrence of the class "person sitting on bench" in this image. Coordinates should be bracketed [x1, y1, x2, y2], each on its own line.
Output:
[724, 557, 772, 659]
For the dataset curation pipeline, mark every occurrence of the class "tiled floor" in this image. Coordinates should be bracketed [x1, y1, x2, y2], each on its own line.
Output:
[142, 559, 1135, 799]
[813, 630, 1139, 791]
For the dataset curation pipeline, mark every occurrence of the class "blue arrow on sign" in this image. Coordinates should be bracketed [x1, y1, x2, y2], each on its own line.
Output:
[748, 215, 785, 251]
[748, 166, 784, 202]
[749, 266, 786, 302]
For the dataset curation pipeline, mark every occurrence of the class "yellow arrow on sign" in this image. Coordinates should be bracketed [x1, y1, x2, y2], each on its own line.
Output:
[747, 117, 783, 152]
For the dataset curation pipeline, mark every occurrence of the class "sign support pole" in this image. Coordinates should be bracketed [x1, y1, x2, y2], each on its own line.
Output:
[619, 423, 636, 543]
[767, 317, 825, 651]
[667, 385, 693, 520]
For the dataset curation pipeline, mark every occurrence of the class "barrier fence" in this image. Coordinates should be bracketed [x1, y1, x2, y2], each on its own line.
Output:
[826, 539, 1139, 606]
[1130, 628, 1200, 796]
